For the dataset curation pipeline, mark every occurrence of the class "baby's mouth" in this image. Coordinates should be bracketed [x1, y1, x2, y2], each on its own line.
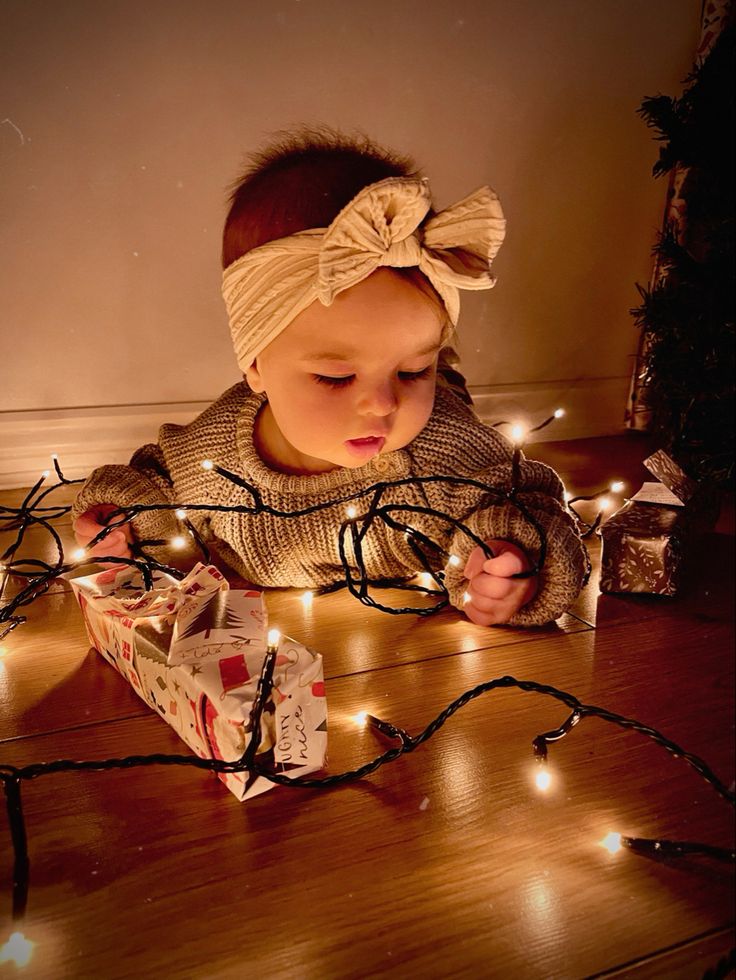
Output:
[344, 436, 387, 459]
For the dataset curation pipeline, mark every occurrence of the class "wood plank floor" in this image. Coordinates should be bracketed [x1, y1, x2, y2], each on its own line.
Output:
[0, 434, 733, 979]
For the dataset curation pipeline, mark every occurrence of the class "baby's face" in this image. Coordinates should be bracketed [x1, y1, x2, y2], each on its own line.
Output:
[246, 269, 444, 474]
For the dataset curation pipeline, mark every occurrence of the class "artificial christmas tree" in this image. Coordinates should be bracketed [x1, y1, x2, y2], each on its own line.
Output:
[629, 20, 734, 486]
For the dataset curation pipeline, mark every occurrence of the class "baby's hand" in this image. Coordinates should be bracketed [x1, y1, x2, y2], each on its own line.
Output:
[73, 504, 134, 567]
[462, 539, 537, 626]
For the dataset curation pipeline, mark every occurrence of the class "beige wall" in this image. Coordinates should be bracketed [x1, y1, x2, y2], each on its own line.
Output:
[0, 0, 700, 485]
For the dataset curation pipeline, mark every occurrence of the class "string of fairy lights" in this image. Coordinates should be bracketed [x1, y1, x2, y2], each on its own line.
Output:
[0, 413, 733, 971]
[1, 409, 621, 637]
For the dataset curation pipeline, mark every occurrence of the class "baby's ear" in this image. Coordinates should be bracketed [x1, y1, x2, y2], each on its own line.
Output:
[244, 359, 265, 393]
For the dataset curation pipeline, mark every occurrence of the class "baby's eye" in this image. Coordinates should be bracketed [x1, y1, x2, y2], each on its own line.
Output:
[313, 374, 355, 388]
[398, 366, 433, 382]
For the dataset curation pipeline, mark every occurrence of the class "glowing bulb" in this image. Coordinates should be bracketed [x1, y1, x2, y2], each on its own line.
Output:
[599, 496, 612, 511]
[610, 480, 624, 493]
[41, 470, 50, 479]
[419, 571, 433, 588]
[71, 547, 87, 562]
[600, 831, 623, 854]
[535, 769, 552, 791]
[300, 590, 313, 609]
[510, 423, 527, 444]
[201, 459, 214, 471]
[170, 535, 186, 550]
[175, 508, 187, 520]
[353, 711, 368, 727]
[553, 408, 565, 418]
[266, 628, 280, 650]
[563, 490, 572, 502]
[51, 453, 58, 460]
[0, 932, 35, 968]
[448, 554, 461, 568]
[463, 591, 471, 605]
[346, 505, 357, 519]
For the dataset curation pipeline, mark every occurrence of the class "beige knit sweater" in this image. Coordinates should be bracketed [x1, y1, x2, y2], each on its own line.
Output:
[72, 382, 588, 626]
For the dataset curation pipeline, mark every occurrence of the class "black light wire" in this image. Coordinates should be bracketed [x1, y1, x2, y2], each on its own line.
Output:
[0, 458, 731, 934]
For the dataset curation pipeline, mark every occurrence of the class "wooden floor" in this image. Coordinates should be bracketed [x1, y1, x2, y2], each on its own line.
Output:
[1, 434, 734, 979]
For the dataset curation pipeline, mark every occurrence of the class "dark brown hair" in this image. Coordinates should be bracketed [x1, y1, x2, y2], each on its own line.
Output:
[222, 126, 419, 266]
[223, 126, 471, 401]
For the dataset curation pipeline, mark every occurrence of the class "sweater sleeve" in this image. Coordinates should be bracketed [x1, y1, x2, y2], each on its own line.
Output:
[411, 389, 588, 626]
[71, 442, 182, 558]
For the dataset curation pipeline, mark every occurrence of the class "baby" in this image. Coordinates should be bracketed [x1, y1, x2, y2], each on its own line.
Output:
[73, 129, 588, 627]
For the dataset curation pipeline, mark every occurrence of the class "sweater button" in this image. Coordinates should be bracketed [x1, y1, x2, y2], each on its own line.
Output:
[374, 458, 389, 474]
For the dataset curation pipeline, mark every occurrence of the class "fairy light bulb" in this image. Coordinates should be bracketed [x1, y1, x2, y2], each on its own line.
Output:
[600, 831, 623, 854]
[463, 591, 471, 605]
[610, 480, 624, 493]
[0, 932, 35, 968]
[535, 769, 552, 792]
[300, 590, 314, 609]
[563, 490, 572, 503]
[51, 453, 58, 461]
[554, 408, 565, 419]
[510, 423, 526, 444]
[418, 571, 433, 588]
[599, 496, 612, 511]
[266, 628, 280, 651]
[175, 508, 187, 520]
[201, 459, 214, 471]
[41, 470, 50, 480]
[346, 505, 357, 519]
[353, 711, 368, 727]
[71, 547, 87, 562]
[170, 536, 186, 550]
[448, 554, 461, 568]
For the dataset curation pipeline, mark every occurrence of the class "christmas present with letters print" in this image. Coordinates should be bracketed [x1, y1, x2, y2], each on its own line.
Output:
[70, 563, 327, 800]
[597, 450, 719, 596]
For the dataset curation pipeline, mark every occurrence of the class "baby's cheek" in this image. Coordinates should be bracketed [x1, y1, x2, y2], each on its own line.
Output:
[410, 382, 437, 434]
[298, 389, 343, 427]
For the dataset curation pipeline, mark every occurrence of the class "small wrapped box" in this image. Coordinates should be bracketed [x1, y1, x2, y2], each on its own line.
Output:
[70, 563, 328, 800]
[597, 450, 719, 596]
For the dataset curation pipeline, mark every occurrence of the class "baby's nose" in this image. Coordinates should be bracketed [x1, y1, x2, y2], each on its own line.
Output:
[357, 381, 398, 417]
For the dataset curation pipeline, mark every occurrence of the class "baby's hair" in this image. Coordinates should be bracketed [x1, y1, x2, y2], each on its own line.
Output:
[223, 125, 471, 402]
[222, 125, 417, 264]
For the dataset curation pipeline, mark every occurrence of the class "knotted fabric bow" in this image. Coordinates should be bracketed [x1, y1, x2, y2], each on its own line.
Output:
[222, 176, 506, 371]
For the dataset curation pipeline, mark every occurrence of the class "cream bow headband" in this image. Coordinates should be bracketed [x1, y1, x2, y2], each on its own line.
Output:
[222, 176, 506, 371]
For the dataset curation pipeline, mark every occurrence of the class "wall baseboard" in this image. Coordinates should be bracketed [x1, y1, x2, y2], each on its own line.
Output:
[0, 401, 211, 491]
[0, 377, 630, 490]
[471, 376, 631, 441]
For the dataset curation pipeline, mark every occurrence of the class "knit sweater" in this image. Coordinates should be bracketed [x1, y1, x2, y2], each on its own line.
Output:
[72, 382, 588, 626]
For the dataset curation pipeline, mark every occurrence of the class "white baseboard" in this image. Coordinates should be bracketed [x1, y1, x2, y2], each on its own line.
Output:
[471, 376, 630, 443]
[0, 401, 210, 490]
[0, 377, 630, 489]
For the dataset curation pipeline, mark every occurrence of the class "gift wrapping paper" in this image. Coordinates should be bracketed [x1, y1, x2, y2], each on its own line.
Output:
[598, 500, 685, 595]
[70, 564, 328, 800]
[598, 451, 718, 596]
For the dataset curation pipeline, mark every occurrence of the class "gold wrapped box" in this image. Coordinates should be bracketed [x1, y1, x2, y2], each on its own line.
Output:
[597, 450, 718, 596]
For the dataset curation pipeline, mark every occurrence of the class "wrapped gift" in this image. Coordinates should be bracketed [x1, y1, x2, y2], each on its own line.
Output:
[70, 563, 328, 800]
[597, 449, 719, 596]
